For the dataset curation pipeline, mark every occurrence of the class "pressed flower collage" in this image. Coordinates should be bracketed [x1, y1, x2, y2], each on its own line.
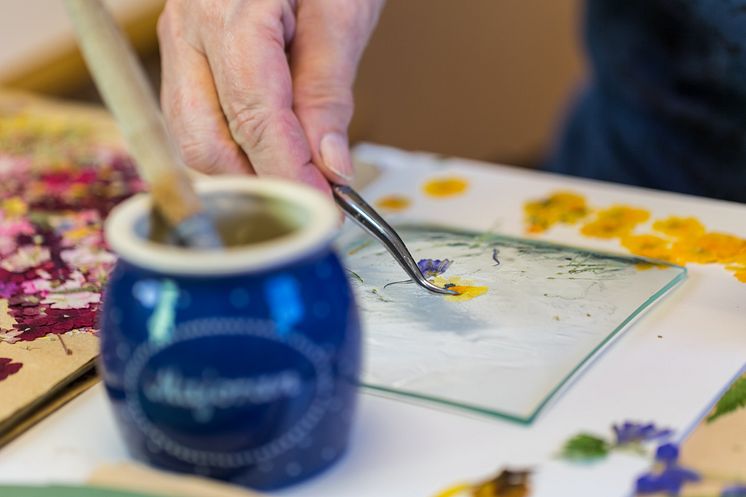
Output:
[0, 94, 143, 438]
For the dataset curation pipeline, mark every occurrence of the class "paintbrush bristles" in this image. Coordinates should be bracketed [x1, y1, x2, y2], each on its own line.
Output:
[150, 173, 204, 225]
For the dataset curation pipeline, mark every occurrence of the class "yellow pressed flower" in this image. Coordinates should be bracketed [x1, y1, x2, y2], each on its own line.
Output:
[598, 205, 651, 224]
[447, 285, 489, 302]
[620, 234, 674, 262]
[523, 191, 589, 233]
[580, 205, 650, 239]
[67, 183, 89, 200]
[1, 197, 28, 218]
[671, 232, 746, 264]
[580, 218, 629, 239]
[432, 276, 488, 302]
[423, 177, 469, 198]
[375, 194, 412, 212]
[652, 216, 705, 239]
[64, 225, 97, 242]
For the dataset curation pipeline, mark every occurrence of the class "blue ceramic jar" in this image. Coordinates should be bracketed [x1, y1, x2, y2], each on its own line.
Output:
[101, 177, 360, 490]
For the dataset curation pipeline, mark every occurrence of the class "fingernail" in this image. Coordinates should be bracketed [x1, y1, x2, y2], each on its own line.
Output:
[320, 133, 353, 182]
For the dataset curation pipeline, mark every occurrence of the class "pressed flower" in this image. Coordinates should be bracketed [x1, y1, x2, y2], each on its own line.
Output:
[0, 329, 23, 344]
[13, 307, 97, 342]
[375, 194, 411, 212]
[20, 278, 52, 296]
[613, 421, 672, 446]
[0, 236, 17, 257]
[524, 191, 589, 233]
[85, 265, 111, 286]
[60, 246, 116, 270]
[1, 197, 28, 218]
[423, 177, 469, 198]
[0, 217, 34, 238]
[417, 258, 453, 277]
[652, 216, 705, 239]
[580, 205, 650, 239]
[473, 469, 531, 497]
[634, 466, 700, 496]
[0, 246, 51, 273]
[671, 232, 746, 264]
[0, 155, 31, 177]
[41, 291, 100, 310]
[654, 443, 680, 464]
[0, 281, 18, 299]
[434, 470, 531, 497]
[620, 234, 674, 262]
[431, 276, 488, 302]
[634, 443, 700, 496]
[445, 285, 489, 302]
[60, 224, 100, 246]
[0, 357, 22, 381]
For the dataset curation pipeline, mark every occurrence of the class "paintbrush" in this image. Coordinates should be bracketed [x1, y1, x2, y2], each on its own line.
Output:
[64, 0, 222, 249]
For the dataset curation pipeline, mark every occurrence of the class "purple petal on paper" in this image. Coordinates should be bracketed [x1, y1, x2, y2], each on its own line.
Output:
[0, 357, 23, 382]
[417, 258, 453, 277]
[613, 421, 673, 446]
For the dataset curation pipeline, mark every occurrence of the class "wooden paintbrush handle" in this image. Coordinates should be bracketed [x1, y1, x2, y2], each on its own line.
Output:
[64, 0, 202, 226]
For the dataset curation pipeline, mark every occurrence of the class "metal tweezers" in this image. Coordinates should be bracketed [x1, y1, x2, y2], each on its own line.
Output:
[333, 184, 458, 296]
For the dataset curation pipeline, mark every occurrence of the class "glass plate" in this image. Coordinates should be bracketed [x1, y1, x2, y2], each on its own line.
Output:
[340, 225, 687, 424]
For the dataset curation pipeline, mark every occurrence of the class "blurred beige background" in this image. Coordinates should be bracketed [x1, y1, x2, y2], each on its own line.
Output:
[0, 0, 585, 168]
[352, 1, 585, 165]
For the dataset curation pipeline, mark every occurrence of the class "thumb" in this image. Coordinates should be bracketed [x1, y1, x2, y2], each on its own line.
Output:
[290, 1, 383, 184]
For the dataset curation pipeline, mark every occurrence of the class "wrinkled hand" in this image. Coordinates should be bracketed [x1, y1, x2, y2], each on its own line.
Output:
[158, 0, 384, 194]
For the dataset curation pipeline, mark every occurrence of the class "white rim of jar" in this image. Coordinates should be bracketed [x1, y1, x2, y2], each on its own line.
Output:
[105, 176, 339, 276]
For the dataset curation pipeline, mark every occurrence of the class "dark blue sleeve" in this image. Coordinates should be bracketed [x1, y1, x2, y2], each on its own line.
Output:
[546, 0, 746, 203]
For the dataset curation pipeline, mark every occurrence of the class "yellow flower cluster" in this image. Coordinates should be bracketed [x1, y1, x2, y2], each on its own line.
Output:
[524, 192, 746, 284]
[622, 220, 746, 278]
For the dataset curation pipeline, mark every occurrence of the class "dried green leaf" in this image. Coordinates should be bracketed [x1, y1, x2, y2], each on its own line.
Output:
[707, 377, 746, 423]
[561, 433, 610, 461]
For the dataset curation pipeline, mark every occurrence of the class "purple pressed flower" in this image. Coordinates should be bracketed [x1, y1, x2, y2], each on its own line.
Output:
[635, 465, 700, 495]
[0, 281, 17, 299]
[613, 421, 673, 446]
[635, 473, 663, 494]
[655, 443, 680, 465]
[722, 485, 746, 497]
[635, 443, 700, 496]
[417, 258, 452, 277]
